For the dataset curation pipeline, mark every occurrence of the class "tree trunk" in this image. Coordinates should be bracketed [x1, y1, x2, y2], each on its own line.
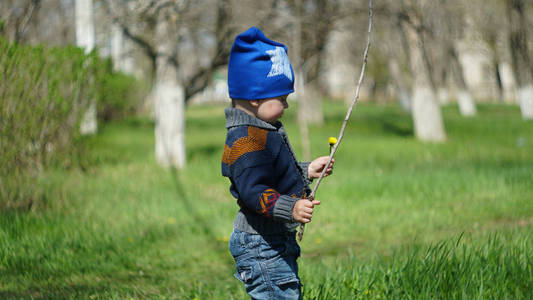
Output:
[154, 16, 186, 168]
[449, 45, 477, 116]
[154, 59, 186, 168]
[111, 22, 136, 75]
[517, 86, 533, 118]
[403, 23, 446, 142]
[388, 57, 411, 112]
[301, 84, 324, 125]
[493, 60, 504, 102]
[75, 0, 97, 135]
[498, 62, 517, 103]
[296, 70, 311, 161]
[111, 22, 124, 72]
[486, 34, 505, 102]
[435, 51, 449, 105]
[437, 87, 449, 105]
[293, 0, 311, 161]
[506, 0, 533, 119]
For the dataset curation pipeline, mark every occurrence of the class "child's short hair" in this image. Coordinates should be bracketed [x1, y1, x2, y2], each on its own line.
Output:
[227, 27, 295, 101]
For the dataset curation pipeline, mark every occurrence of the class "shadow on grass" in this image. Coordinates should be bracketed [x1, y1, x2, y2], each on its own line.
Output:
[187, 144, 220, 161]
[379, 119, 412, 137]
[324, 107, 413, 138]
[168, 166, 227, 254]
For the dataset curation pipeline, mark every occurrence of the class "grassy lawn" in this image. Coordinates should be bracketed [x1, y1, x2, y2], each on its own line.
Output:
[1, 101, 532, 299]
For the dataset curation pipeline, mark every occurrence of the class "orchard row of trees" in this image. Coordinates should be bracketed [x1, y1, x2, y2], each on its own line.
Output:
[1, 0, 533, 170]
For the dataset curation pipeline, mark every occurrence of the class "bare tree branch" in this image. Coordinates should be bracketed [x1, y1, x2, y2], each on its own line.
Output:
[298, 0, 374, 242]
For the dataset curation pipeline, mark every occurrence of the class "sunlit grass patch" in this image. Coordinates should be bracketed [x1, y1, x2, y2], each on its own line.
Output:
[1, 101, 532, 298]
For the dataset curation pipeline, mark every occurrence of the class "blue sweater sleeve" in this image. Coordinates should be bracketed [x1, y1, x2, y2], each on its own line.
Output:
[232, 160, 296, 221]
[222, 126, 297, 222]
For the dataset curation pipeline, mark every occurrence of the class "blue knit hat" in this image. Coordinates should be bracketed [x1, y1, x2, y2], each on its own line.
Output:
[228, 27, 295, 100]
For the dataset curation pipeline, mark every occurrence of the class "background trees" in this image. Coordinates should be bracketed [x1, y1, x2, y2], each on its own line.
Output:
[506, 0, 533, 119]
[2, 0, 532, 167]
[76, 0, 98, 135]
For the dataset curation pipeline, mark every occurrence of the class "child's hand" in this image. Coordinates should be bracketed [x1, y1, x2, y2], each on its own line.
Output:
[308, 156, 335, 179]
[292, 199, 321, 223]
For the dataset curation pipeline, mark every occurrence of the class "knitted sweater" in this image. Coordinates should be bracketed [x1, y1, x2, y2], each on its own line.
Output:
[222, 108, 311, 235]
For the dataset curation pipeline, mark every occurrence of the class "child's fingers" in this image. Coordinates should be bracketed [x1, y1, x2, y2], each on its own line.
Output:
[302, 200, 315, 207]
[301, 211, 313, 219]
[300, 217, 311, 223]
[312, 200, 321, 206]
[295, 212, 311, 223]
[302, 207, 313, 214]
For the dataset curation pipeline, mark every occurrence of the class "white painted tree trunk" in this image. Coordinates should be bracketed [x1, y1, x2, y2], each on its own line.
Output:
[437, 87, 450, 105]
[457, 89, 477, 116]
[111, 23, 135, 75]
[388, 58, 411, 112]
[154, 15, 186, 169]
[517, 85, 533, 119]
[79, 102, 97, 134]
[398, 88, 412, 113]
[75, 0, 95, 52]
[111, 23, 124, 72]
[154, 76, 186, 168]
[75, 0, 97, 135]
[506, 0, 533, 119]
[412, 86, 446, 141]
[499, 63, 516, 103]
[296, 70, 311, 161]
[293, 0, 310, 161]
[403, 23, 446, 142]
[301, 84, 324, 125]
[448, 44, 477, 116]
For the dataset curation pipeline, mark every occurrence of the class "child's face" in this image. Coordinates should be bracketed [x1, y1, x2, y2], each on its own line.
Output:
[254, 95, 289, 124]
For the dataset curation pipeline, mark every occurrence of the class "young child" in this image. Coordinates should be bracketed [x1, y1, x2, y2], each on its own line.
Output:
[222, 27, 334, 299]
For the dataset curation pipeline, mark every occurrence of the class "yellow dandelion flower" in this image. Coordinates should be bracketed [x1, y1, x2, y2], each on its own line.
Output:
[167, 217, 176, 224]
[328, 137, 337, 146]
[315, 238, 323, 244]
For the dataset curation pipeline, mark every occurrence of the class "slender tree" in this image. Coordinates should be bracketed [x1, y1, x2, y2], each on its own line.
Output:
[292, 0, 311, 161]
[0, 0, 41, 43]
[467, 0, 507, 102]
[76, 0, 97, 135]
[286, 0, 342, 125]
[506, 0, 533, 119]
[384, 13, 412, 111]
[440, 0, 476, 115]
[399, 0, 446, 142]
[388, 56, 412, 112]
[448, 45, 477, 116]
[102, 0, 280, 168]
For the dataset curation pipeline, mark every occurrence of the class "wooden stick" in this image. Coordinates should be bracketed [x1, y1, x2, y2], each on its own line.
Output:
[298, 0, 374, 242]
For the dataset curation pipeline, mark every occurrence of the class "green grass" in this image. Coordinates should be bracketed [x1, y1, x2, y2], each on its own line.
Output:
[1, 101, 532, 299]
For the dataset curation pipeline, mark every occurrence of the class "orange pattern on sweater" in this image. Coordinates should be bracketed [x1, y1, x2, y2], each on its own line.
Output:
[222, 127, 268, 166]
[259, 188, 280, 216]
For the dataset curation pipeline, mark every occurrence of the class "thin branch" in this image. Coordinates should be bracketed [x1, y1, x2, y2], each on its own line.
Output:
[298, 0, 373, 242]
[15, 0, 40, 42]
[118, 21, 158, 64]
